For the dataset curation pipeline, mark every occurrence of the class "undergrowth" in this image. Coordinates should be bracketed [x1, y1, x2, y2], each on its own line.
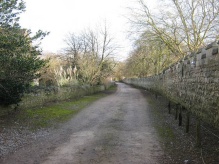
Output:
[2, 85, 117, 131]
[146, 94, 176, 147]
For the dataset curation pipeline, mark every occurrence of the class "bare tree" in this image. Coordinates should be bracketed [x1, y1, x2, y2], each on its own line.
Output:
[64, 23, 117, 85]
[129, 0, 219, 58]
[64, 33, 84, 70]
[123, 30, 176, 78]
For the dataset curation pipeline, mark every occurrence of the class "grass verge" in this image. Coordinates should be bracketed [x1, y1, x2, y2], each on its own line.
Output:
[147, 94, 176, 144]
[9, 85, 117, 130]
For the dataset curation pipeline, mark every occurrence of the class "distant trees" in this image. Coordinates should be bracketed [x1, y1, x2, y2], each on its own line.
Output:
[39, 54, 78, 87]
[125, 33, 175, 77]
[0, 0, 48, 105]
[113, 62, 125, 81]
[64, 24, 117, 85]
[124, 0, 219, 78]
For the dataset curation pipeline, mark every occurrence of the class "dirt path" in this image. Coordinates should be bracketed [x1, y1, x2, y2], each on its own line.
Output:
[1, 83, 163, 164]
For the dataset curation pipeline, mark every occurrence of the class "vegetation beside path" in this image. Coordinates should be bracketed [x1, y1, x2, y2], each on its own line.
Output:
[141, 89, 219, 164]
[1, 85, 117, 131]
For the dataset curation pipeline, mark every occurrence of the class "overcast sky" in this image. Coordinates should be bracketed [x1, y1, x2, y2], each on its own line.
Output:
[19, 0, 140, 60]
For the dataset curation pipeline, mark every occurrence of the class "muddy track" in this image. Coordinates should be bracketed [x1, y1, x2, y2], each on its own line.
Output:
[1, 83, 163, 164]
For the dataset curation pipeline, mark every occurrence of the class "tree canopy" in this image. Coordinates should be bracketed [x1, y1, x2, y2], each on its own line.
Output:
[130, 0, 219, 57]
[0, 0, 48, 106]
[64, 24, 117, 85]
[124, 0, 219, 78]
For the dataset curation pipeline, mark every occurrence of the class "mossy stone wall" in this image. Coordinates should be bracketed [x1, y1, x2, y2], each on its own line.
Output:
[124, 42, 219, 127]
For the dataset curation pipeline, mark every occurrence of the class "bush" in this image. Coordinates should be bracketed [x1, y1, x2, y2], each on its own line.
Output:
[0, 0, 48, 106]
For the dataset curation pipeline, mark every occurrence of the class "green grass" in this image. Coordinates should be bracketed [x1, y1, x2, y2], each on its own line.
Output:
[107, 84, 117, 91]
[156, 125, 175, 139]
[14, 92, 112, 130]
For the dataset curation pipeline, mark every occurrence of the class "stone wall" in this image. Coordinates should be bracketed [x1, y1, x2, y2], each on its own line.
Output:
[124, 42, 219, 127]
[19, 85, 106, 109]
[0, 84, 107, 114]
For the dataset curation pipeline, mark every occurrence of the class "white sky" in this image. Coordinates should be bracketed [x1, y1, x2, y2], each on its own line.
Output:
[20, 0, 140, 61]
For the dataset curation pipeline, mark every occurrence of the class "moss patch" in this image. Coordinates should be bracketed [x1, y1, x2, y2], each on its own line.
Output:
[13, 92, 112, 130]
[156, 125, 175, 140]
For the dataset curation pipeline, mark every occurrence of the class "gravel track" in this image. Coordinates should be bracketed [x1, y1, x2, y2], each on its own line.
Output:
[0, 83, 163, 164]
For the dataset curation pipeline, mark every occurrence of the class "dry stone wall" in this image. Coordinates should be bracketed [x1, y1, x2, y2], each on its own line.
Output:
[124, 42, 219, 127]
[19, 85, 105, 109]
[0, 85, 106, 114]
